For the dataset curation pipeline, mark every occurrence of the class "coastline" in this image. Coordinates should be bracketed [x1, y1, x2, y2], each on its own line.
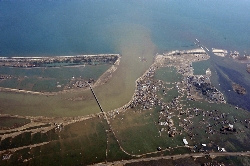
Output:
[1, 49, 250, 165]
[108, 48, 226, 115]
[0, 49, 227, 114]
[0, 54, 121, 96]
[0, 48, 244, 118]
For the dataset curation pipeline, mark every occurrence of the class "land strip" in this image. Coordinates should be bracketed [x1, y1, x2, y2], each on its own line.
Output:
[0, 54, 121, 95]
[95, 151, 250, 166]
[0, 54, 119, 68]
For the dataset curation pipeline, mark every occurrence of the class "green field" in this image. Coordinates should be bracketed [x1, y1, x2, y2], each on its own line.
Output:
[109, 108, 185, 155]
[154, 66, 182, 83]
[0, 117, 109, 165]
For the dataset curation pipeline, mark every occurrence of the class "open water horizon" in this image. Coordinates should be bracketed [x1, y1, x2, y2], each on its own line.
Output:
[0, 0, 250, 56]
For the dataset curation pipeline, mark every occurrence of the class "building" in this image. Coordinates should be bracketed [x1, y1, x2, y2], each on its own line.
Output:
[206, 68, 211, 76]
[183, 138, 188, 145]
[212, 48, 228, 57]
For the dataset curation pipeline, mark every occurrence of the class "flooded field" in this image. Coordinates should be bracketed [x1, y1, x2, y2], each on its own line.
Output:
[109, 108, 184, 155]
[192, 59, 211, 75]
[0, 65, 110, 92]
[0, 117, 30, 129]
[154, 66, 181, 103]
[193, 52, 250, 111]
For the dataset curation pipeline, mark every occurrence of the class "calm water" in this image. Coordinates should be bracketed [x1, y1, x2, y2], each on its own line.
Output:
[0, 0, 250, 115]
[1, 1, 250, 56]
[193, 51, 250, 111]
[0, 65, 110, 92]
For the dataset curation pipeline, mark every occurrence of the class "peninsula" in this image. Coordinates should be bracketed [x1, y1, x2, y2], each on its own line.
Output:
[0, 54, 121, 95]
[0, 54, 119, 68]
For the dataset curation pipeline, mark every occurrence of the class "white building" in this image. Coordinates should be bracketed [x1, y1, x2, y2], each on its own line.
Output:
[183, 138, 188, 145]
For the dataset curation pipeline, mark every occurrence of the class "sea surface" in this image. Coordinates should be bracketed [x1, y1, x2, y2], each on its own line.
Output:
[0, 0, 250, 114]
[1, 1, 250, 56]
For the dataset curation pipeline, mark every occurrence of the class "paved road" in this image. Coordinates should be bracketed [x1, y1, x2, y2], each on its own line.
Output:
[95, 151, 250, 165]
[89, 83, 104, 112]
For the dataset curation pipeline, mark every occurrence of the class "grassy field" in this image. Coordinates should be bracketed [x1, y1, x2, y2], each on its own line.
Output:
[154, 66, 182, 83]
[157, 88, 179, 103]
[106, 131, 132, 162]
[0, 117, 108, 165]
[179, 99, 250, 151]
[109, 108, 185, 155]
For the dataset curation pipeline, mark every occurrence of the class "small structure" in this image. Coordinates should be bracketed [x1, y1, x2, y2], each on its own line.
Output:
[221, 148, 226, 152]
[218, 146, 226, 152]
[183, 138, 188, 145]
[206, 68, 211, 76]
[2, 153, 12, 160]
[186, 49, 206, 54]
[228, 124, 234, 130]
[212, 48, 228, 57]
[159, 122, 168, 126]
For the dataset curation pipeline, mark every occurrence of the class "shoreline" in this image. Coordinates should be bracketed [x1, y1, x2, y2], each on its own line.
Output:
[0, 48, 225, 109]
[0, 47, 237, 118]
[0, 54, 121, 96]
[0, 54, 119, 68]
[1, 49, 249, 164]
[109, 48, 228, 115]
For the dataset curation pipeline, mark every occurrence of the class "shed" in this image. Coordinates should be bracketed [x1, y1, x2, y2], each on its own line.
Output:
[183, 138, 188, 145]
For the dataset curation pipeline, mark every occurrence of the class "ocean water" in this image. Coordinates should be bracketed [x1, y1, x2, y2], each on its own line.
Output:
[1, 0, 250, 56]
